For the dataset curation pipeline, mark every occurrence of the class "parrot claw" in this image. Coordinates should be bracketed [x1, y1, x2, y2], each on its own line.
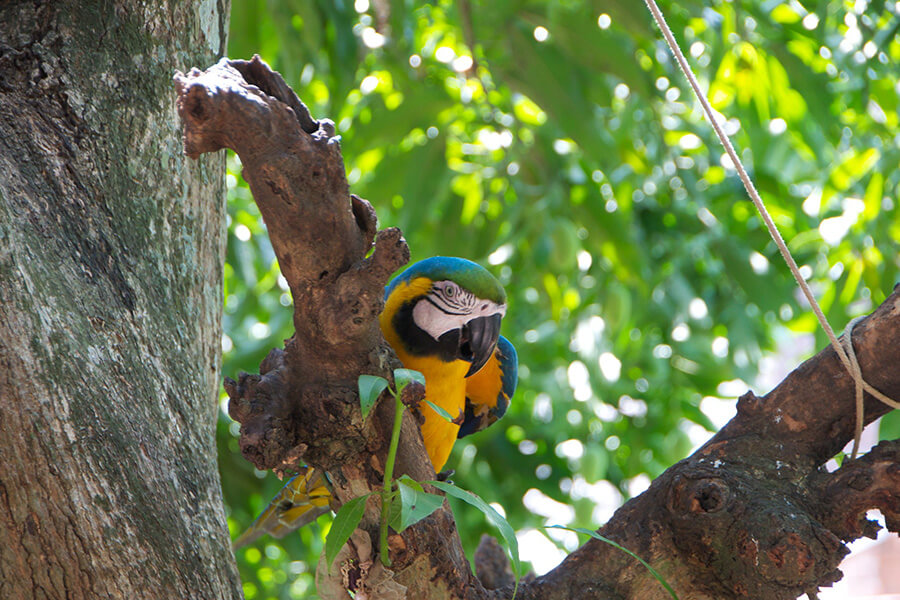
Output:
[436, 469, 455, 482]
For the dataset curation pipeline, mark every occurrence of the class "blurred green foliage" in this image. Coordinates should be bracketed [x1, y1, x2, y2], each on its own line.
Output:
[220, 1, 900, 596]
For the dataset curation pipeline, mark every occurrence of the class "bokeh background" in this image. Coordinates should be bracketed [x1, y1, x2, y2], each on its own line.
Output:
[218, 1, 900, 597]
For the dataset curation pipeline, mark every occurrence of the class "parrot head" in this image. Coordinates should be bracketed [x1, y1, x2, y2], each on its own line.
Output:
[384, 257, 506, 376]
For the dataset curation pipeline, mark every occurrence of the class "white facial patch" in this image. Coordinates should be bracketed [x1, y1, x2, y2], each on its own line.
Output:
[412, 280, 506, 340]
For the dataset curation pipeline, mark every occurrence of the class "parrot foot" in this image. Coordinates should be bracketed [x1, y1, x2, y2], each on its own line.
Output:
[436, 469, 455, 483]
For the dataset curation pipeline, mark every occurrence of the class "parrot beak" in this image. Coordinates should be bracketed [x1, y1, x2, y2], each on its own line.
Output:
[460, 313, 501, 376]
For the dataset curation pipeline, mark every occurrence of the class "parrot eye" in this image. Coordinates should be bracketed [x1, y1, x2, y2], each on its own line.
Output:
[425, 281, 476, 316]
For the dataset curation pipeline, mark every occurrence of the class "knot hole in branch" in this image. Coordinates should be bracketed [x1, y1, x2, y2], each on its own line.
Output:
[668, 475, 729, 516]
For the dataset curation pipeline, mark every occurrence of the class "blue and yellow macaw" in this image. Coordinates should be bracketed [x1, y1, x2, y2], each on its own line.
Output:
[233, 256, 517, 550]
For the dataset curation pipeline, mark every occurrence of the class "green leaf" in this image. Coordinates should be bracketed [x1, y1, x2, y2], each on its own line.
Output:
[393, 368, 425, 394]
[395, 476, 445, 532]
[770, 4, 801, 24]
[387, 489, 403, 531]
[830, 148, 880, 191]
[427, 480, 520, 591]
[424, 399, 455, 423]
[324, 494, 370, 572]
[358, 375, 389, 420]
[863, 171, 883, 220]
[879, 409, 900, 441]
[547, 526, 680, 600]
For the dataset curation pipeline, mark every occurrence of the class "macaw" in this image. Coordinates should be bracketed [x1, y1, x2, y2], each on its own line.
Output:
[233, 256, 517, 550]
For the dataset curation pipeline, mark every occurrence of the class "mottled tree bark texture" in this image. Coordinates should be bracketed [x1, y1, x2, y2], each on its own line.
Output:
[0, 2, 241, 599]
[176, 57, 900, 600]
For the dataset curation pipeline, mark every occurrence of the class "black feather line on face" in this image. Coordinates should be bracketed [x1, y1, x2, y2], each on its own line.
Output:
[393, 299, 462, 362]
[423, 295, 470, 316]
[432, 282, 477, 312]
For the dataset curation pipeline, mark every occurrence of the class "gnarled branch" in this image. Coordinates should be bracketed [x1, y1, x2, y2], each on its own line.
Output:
[175, 56, 483, 598]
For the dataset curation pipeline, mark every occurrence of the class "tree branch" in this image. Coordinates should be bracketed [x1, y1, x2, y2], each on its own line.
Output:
[175, 56, 488, 598]
[811, 439, 900, 542]
[521, 288, 900, 600]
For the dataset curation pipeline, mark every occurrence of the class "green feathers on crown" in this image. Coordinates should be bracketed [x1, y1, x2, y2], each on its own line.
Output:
[386, 256, 506, 304]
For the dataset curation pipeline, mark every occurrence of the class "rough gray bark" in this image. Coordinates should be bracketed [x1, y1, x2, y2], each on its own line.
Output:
[0, 2, 241, 598]
[176, 57, 900, 600]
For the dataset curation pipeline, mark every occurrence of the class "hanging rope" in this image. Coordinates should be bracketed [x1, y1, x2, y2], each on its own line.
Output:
[643, 0, 899, 458]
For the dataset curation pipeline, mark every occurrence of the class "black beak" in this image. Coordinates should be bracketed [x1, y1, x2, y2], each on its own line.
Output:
[459, 314, 501, 376]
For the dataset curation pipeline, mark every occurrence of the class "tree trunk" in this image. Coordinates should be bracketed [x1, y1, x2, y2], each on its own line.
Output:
[0, 2, 241, 598]
[177, 58, 900, 600]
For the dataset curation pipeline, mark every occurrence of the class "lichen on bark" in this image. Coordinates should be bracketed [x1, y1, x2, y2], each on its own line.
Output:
[0, 2, 240, 597]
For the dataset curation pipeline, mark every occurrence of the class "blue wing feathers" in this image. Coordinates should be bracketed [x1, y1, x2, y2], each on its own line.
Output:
[492, 336, 517, 420]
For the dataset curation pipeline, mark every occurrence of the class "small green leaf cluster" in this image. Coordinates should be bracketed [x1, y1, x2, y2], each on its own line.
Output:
[322, 371, 523, 593]
[326, 370, 437, 571]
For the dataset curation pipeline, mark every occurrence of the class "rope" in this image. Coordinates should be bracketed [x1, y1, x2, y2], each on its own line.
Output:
[643, 0, 898, 458]
[842, 316, 900, 457]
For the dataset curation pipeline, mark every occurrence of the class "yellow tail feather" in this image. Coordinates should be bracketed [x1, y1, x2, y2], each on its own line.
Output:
[232, 467, 332, 550]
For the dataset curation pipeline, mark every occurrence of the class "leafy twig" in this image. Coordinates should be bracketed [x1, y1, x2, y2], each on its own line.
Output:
[546, 525, 679, 600]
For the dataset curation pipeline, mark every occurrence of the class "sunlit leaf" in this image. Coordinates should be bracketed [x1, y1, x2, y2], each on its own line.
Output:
[830, 148, 880, 191]
[863, 172, 883, 221]
[769, 4, 801, 24]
